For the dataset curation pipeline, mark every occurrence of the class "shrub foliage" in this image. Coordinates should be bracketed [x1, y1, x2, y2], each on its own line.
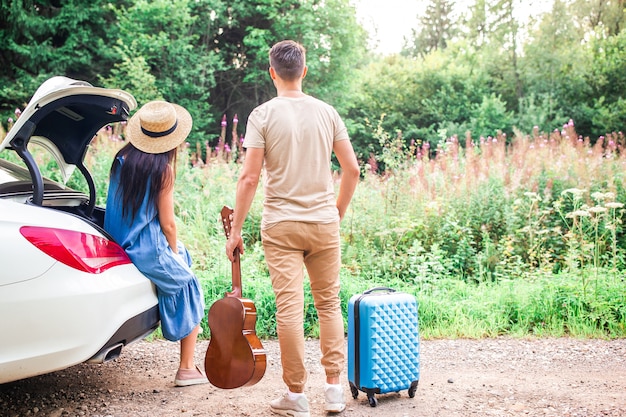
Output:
[2, 117, 624, 339]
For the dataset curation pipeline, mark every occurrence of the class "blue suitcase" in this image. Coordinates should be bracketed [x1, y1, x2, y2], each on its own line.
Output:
[348, 287, 420, 407]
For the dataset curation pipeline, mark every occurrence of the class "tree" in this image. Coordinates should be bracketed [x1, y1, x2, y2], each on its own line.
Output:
[588, 29, 626, 135]
[202, 0, 368, 147]
[519, 0, 591, 132]
[99, 54, 162, 107]
[0, 0, 127, 117]
[107, 0, 221, 144]
[571, 0, 626, 37]
[463, 0, 489, 49]
[403, 0, 456, 57]
[469, 93, 514, 138]
[0, 0, 367, 157]
[345, 52, 490, 158]
[484, 0, 522, 107]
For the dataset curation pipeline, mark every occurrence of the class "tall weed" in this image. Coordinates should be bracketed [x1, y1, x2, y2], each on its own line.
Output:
[6, 119, 626, 339]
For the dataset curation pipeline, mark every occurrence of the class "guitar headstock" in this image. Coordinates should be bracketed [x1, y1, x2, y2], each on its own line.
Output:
[221, 205, 234, 239]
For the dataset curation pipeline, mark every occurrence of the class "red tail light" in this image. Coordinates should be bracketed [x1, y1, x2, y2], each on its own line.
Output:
[20, 226, 131, 274]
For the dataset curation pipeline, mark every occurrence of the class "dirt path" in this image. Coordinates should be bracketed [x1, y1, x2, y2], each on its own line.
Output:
[1, 338, 625, 417]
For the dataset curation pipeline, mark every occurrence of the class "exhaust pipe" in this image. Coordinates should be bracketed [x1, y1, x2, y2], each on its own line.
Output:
[87, 342, 124, 364]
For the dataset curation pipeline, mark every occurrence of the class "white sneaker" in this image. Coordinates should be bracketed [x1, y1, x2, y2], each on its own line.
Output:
[324, 384, 346, 413]
[270, 392, 310, 417]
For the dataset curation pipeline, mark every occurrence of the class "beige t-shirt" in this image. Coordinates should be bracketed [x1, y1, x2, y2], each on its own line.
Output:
[243, 95, 350, 228]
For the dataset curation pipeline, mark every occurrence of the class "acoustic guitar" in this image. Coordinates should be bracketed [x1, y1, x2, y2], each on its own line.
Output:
[204, 206, 267, 389]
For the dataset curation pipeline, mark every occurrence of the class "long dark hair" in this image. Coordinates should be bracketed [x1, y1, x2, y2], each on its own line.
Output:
[110, 143, 177, 220]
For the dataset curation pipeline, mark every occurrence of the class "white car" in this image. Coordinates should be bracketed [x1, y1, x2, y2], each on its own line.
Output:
[0, 77, 159, 384]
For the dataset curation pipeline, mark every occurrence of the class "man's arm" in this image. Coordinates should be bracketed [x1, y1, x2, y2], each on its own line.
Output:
[333, 139, 360, 221]
[225, 147, 264, 261]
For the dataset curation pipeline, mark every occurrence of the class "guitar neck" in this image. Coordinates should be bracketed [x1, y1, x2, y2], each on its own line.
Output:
[221, 205, 243, 299]
[227, 247, 243, 298]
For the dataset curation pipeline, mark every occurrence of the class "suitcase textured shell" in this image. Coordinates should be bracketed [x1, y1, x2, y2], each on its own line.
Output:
[348, 287, 419, 406]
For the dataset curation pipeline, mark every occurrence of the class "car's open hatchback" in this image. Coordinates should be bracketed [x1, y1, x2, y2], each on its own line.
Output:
[0, 76, 137, 224]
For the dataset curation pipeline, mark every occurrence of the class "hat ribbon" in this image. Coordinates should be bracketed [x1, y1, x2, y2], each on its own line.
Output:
[141, 120, 179, 138]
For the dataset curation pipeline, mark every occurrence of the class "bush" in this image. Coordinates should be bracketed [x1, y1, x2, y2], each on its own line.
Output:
[14, 121, 626, 339]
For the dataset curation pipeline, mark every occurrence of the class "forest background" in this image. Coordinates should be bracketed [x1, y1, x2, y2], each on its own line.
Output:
[0, 0, 625, 339]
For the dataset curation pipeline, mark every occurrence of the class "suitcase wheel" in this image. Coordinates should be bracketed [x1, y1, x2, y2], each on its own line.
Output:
[349, 382, 359, 399]
[408, 380, 419, 398]
[367, 393, 378, 407]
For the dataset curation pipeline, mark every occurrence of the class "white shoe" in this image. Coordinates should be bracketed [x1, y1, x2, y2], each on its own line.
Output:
[324, 384, 346, 413]
[270, 392, 310, 417]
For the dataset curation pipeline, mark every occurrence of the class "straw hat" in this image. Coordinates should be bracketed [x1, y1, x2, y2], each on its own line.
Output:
[126, 100, 192, 154]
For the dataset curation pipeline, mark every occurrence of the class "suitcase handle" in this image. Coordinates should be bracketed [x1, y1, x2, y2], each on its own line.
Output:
[363, 287, 396, 295]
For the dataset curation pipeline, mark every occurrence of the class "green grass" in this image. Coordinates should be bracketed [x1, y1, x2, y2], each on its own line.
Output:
[3, 124, 626, 340]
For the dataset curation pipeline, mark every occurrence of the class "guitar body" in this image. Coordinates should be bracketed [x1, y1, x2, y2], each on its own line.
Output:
[204, 206, 267, 389]
[204, 296, 266, 389]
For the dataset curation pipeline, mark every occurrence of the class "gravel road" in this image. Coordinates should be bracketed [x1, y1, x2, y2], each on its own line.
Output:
[1, 337, 625, 416]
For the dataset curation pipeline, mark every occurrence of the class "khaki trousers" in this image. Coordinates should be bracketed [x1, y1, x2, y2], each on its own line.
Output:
[261, 221, 345, 393]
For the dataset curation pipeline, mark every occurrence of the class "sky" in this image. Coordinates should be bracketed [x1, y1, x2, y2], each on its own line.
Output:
[354, 0, 424, 54]
[354, 0, 556, 55]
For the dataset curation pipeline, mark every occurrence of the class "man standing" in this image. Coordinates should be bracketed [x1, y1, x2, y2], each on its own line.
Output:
[225, 40, 360, 416]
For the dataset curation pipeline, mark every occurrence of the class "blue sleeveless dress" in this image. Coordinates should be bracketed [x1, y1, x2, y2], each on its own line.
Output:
[104, 157, 204, 341]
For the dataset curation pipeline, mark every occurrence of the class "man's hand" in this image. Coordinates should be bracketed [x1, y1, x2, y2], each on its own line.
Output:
[225, 233, 245, 262]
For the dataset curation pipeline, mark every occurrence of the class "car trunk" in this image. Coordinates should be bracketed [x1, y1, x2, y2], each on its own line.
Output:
[0, 77, 137, 227]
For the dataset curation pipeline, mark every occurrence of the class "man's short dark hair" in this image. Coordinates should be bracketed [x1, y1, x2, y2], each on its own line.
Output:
[269, 40, 306, 81]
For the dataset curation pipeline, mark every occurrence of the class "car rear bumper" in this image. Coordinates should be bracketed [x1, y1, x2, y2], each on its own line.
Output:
[0, 262, 158, 384]
[87, 304, 160, 363]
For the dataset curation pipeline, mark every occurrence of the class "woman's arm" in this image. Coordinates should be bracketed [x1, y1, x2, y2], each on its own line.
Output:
[157, 166, 178, 252]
